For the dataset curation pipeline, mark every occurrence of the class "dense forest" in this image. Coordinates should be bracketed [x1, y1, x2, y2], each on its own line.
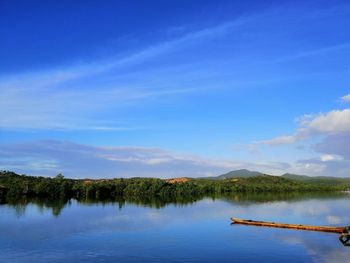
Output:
[1, 171, 349, 204]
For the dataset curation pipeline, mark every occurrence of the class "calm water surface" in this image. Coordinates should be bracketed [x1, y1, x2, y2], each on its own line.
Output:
[1, 193, 350, 263]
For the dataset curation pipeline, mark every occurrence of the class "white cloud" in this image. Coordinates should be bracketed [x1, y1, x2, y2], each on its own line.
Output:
[320, 154, 343, 162]
[289, 161, 327, 175]
[247, 105, 350, 177]
[292, 157, 350, 177]
[256, 108, 350, 147]
[255, 135, 297, 146]
[314, 133, 350, 159]
[341, 93, 350, 102]
[1, 139, 350, 178]
[0, 140, 300, 178]
[304, 109, 350, 134]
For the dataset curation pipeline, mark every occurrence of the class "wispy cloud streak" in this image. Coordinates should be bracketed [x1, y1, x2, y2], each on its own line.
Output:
[0, 16, 254, 130]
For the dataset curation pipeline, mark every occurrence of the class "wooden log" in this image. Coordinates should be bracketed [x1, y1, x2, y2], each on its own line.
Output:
[231, 217, 345, 233]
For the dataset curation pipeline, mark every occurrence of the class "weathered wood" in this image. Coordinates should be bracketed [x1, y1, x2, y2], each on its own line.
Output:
[231, 217, 345, 233]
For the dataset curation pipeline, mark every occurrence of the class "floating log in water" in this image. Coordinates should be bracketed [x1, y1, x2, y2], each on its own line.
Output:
[231, 217, 345, 233]
[231, 217, 350, 246]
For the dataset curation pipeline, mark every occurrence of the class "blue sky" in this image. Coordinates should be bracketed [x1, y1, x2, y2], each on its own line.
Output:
[1, 0, 350, 178]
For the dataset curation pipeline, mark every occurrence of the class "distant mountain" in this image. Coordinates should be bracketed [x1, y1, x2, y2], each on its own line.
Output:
[282, 173, 350, 182]
[215, 169, 265, 179]
[202, 169, 350, 183]
[281, 173, 310, 181]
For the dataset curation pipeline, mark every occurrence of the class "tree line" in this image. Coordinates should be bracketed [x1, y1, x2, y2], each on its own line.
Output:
[0, 171, 348, 203]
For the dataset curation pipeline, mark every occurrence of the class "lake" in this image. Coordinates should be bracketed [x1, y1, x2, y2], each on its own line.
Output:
[1, 193, 349, 263]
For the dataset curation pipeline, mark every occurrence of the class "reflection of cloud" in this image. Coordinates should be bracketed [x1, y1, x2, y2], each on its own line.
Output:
[277, 233, 347, 263]
[326, 215, 341, 225]
[2, 194, 350, 262]
[90, 214, 132, 227]
[276, 235, 304, 245]
[267, 197, 350, 262]
[324, 251, 350, 263]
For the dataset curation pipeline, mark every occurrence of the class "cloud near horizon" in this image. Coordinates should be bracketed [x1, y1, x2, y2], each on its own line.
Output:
[1, 139, 349, 178]
[257, 107, 350, 146]
[250, 94, 350, 177]
[1, 2, 350, 179]
[341, 93, 350, 102]
[0, 139, 319, 179]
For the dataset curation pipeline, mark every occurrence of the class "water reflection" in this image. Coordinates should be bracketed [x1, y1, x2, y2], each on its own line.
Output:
[0, 193, 349, 263]
[3, 194, 207, 217]
[339, 227, 350, 246]
[3, 192, 347, 218]
[220, 191, 347, 204]
[4, 197, 70, 217]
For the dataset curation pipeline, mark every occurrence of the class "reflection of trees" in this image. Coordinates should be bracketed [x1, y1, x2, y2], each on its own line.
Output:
[4, 197, 28, 218]
[2, 193, 209, 217]
[1, 191, 348, 218]
[14, 203, 27, 218]
[77, 193, 207, 209]
[3, 197, 70, 217]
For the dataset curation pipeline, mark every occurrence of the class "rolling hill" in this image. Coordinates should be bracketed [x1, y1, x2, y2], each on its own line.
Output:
[216, 169, 265, 179]
[206, 170, 350, 184]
